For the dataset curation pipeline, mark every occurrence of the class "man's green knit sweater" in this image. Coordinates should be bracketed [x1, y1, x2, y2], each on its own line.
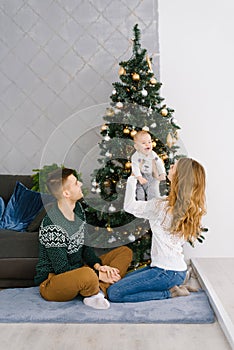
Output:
[34, 201, 101, 285]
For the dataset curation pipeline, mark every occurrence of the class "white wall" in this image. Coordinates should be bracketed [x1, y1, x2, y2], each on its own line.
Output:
[159, 0, 234, 257]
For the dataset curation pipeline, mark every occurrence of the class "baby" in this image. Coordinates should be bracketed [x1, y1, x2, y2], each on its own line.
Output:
[131, 130, 166, 200]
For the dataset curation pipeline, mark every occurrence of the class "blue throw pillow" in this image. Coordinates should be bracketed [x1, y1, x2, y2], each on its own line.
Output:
[0, 181, 52, 232]
[0, 196, 5, 220]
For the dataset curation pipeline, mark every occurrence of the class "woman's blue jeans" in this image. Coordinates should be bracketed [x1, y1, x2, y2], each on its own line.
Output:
[107, 266, 186, 303]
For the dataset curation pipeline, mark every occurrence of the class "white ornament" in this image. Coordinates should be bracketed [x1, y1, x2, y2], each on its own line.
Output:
[110, 168, 114, 173]
[114, 108, 121, 114]
[150, 122, 157, 128]
[96, 188, 101, 193]
[91, 180, 97, 187]
[108, 204, 116, 212]
[142, 126, 149, 132]
[105, 151, 112, 157]
[108, 236, 117, 244]
[112, 89, 116, 95]
[104, 134, 110, 141]
[91, 187, 96, 193]
[116, 102, 123, 109]
[128, 233, 135, 242]
[141, 88, 148, 97]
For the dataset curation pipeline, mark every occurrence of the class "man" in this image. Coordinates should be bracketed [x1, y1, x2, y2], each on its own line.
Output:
[34, 168, 132, 309]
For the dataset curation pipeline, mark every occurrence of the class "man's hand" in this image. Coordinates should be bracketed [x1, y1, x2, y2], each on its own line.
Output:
[98, 265, 121, 284]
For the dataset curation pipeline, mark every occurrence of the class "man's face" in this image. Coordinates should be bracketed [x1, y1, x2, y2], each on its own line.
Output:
[134, 134, 153, 155]
[64, 174, 83, 201]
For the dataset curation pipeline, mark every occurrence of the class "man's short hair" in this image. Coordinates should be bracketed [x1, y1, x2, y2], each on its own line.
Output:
[46, 168, 75, 198]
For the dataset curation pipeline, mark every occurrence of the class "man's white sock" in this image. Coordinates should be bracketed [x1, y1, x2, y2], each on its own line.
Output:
[83, 291, 110, 310]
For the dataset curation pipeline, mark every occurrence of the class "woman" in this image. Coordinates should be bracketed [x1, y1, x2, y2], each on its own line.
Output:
[107, 158, 206, 302]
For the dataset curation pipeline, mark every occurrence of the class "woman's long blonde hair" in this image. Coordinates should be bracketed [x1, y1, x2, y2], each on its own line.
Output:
[167, 158, 206, 242]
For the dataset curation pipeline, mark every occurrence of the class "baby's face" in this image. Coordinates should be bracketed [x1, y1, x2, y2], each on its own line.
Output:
[134, 134, 153, 155]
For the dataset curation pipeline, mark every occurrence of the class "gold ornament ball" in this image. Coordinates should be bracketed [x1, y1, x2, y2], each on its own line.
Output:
[161, 108, 168, 117]
[150, 77, 157, 84]
[118, 66, 126, 75]
[152, 140, 156, 148]
[132, 73, 140, 81]
[106, 108, 115, 117]
[103, 180, 111, 187]
[125, 161, 132, 169]
[123, 127, 130, 134]
[130, 129, 137, 137]
[106, 225, 113, 232]
[101, 124, 108, 131]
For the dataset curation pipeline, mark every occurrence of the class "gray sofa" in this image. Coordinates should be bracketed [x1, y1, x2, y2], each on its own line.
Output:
[0, 175, 39, 288]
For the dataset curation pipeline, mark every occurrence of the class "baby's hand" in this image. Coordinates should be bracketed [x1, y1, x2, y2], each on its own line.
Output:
[137, 176, 148, 185]
[159, 174, 166, 181]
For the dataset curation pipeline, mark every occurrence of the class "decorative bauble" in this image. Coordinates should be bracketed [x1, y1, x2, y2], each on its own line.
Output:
[152, 141, 156, 148]
[108, 204, 116, 212]
[141, 88, 148, 97]
[162, 154, 168, 160]
[125, 161, 132, 169]
[91, 187, 96, 193]
[130, 129, 137, 137]
[113, 108, 120, 115]
[96, 188, 101, 193]
[106, 225, 113, 232]
[108, 236, 116, 243]
[142, 126, 149, 132]
[161, 108, 168, 117]
[112, 89, 116, 95]
[116, 101, 123, 109]
[118, 66, 126, 75]
[104, 180, 111, 187]
[104, 134, 110, 141]
[128, 233, 135, 242]
[105, 151, 112, 157]
[106, 108, 115, 116]
[101, 124, 108, 131]
[166, 133, 173, 148]
[132, 72, 140, 81]
[110, 168, 114, 173]
[150, 122, 156, 128]
[123, 127, 130, 134]
[150, 77, 157, 84]
[91, 180, 97, 187]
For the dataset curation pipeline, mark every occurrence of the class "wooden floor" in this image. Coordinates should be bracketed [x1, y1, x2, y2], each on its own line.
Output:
[0, 258, 233, 350]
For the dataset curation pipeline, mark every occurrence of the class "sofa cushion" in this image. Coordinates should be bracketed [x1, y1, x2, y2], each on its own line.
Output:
[0, 182, 51, 232]
[0, 174, 33, 203]
[0, 196, 4, 219]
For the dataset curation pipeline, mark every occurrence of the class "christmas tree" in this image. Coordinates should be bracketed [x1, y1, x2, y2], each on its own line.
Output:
[84, 24, 182, 267]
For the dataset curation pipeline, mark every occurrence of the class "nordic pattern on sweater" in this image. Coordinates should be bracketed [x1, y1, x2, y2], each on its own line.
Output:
[34, 201, 101, 285]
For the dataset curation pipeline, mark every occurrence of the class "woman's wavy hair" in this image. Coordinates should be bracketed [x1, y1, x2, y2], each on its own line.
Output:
[167, 158, 206, 242]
